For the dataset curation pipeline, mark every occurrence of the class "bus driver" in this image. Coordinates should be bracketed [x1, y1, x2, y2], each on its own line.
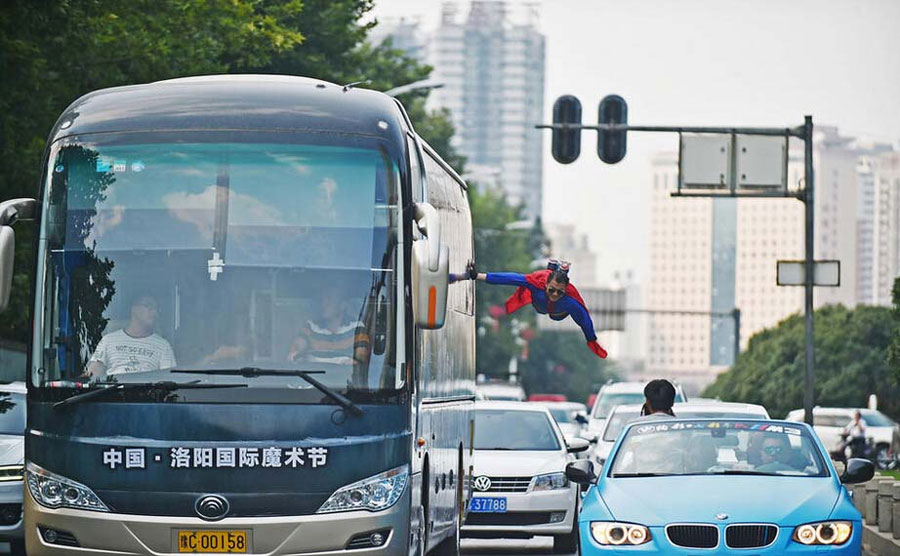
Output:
[86, 293, 176, 377]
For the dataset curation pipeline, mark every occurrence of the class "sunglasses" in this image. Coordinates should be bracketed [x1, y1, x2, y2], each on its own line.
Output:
[546, 287, 565, 296]
[762, 445, 783, 455]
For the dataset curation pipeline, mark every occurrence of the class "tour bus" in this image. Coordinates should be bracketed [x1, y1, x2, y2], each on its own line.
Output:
[0, 75, 475, 556]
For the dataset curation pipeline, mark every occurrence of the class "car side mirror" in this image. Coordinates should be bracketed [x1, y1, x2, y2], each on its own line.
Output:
[0, 198, 37, 312]
[411, 202, 449, 329]
[566, 437, 590, 454]
[575, 413, 588, 425]
[840, 458, 874, 484]
[565, 460, 596, 485]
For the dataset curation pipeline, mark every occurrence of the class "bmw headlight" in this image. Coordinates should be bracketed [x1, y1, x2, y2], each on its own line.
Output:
[26, 462, 109, 512]
[792, 521, 852, 545]
[530, 472, 568, 491]
[317, 464, 408, 513]
[591, 522, 651, 545]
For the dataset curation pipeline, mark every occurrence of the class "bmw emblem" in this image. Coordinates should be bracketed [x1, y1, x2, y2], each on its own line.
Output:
[195, 494, 230, 521]
[715, 513, 728, 521]
[473, 476, 492, 492]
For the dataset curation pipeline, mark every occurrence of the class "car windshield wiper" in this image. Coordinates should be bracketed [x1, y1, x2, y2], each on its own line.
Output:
[611, 472, 678, 478]
[172, 368, 363, 416]
[708, 470, 782, 476]
[53, 380, 248, 409]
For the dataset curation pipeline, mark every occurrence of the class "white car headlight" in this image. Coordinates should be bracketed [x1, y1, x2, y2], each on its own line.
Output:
[26, 462, 109, 512]
[317, 464, 408, 513]
[792, 521, 852, 545]
[530, 472, 568, 491]
[590, 522, 651, 545]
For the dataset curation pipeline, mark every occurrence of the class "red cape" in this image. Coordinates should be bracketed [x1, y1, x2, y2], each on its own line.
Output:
[503, 270, 588, 314]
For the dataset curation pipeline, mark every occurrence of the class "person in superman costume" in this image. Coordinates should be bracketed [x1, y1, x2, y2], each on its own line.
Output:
[450, 260, 608, 359]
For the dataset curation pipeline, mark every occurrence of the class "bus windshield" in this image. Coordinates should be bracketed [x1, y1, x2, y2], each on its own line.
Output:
[34, 135, 401, 400]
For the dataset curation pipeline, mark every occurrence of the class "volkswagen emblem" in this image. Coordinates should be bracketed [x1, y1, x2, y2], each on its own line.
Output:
[715, 513, 728, 521]
[473, 476, 492, 492]
[195, 494, 230, 521]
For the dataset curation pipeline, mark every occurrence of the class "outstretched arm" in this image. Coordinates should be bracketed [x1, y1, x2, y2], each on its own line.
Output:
[567, 300, 608, 358]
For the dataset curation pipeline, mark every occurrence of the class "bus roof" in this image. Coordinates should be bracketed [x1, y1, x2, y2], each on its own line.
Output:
[48, 74, 409, 143]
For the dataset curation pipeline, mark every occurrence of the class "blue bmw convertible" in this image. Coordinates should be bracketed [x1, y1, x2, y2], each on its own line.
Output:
[566, 419, 874, 554]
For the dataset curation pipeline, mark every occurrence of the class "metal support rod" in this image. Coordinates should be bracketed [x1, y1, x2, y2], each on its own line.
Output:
[536, 123, 804, 137]
[803, 116, 816, 426]
[733, 308, 741, 366]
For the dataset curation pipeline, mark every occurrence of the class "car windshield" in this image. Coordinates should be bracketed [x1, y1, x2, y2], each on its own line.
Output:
[34, 134, 401, 401]
[862, 411, 895, 427]
[474, 410, 561, 451]
[609, 420, 828, 477]
[0, 391, 25, 435]
[548, 407, 574, 423]
[593, 391, 687, 419]
[593, 393, 645, 418]
[603, 410, 641, 441]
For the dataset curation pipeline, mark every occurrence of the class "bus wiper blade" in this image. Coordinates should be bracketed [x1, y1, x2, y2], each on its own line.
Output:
[53, 380, 248, 410]
[173, 368, 363, 416]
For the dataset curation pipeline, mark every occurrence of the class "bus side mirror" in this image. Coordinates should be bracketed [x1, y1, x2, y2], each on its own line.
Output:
[412, 202, 449, 329]
[0, 198, 37, 312]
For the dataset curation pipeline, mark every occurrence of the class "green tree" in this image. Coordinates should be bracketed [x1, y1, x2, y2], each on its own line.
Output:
[703, 304, 900, 419]
[0, 0, 455, 343]
[889, 277, 900, 379]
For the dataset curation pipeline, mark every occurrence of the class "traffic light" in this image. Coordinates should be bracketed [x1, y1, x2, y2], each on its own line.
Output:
[551, 95, 582, 164]
[597, 94, 627, 164]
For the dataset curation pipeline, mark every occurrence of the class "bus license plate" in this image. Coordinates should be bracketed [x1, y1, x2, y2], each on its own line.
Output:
[470, 497, 507, 513]
[177, 530, 248, 553]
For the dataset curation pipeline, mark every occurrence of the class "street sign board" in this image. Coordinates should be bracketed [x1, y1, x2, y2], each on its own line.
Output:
[736, 135, 787, 189]
[679, 134, 730, 189]
[776, 260, 840, 287]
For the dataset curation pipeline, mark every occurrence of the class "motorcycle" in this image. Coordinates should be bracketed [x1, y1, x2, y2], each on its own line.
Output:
[831, 432, 897, 470]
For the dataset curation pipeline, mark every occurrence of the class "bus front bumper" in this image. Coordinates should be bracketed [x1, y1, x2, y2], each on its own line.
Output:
[25, 487, 411, 556]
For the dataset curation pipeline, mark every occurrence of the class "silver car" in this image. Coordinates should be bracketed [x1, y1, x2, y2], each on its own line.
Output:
[0, 382, 25, 556]
[463, 401, 589, 553]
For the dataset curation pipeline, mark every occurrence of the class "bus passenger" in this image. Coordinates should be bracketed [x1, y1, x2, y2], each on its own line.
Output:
[86, 293, 176, 377]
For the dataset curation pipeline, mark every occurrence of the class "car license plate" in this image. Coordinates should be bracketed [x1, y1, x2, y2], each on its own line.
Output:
[470, 497, 507, 513]
[177, 530, 248, 553]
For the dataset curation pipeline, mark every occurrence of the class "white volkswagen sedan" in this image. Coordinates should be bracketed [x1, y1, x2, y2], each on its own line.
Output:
[463, 401, 589, 553]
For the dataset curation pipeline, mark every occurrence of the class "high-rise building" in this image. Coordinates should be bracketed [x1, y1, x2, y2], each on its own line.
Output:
[874, 151, 900, 306]
[368, 16, 427, 62]
[429, 1, 545, 220]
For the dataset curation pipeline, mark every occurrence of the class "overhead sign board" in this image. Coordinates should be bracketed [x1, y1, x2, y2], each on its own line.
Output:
[776, 260, 840, 287]
[736, 135, 787, 190]
[679, 134, 730, 189]
[679, 133, 789, 193]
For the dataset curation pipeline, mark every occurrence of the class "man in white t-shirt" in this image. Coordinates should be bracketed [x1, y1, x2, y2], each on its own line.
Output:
[86, 294, 176, 377]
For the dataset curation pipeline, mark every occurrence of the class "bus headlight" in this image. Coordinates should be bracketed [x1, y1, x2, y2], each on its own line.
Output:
[792, 521, 852, 545]
[530, 472, 568, 491]
[317, 465, 408, 513]
[26, 462, 109, 512]
[590, 522, 651, 545]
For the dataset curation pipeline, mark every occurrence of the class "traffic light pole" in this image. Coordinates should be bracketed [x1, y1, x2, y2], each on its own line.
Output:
[539, 117, 816, 424]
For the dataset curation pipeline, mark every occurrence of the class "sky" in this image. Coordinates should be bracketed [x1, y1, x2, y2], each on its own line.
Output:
[369, 0, 900, 285]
